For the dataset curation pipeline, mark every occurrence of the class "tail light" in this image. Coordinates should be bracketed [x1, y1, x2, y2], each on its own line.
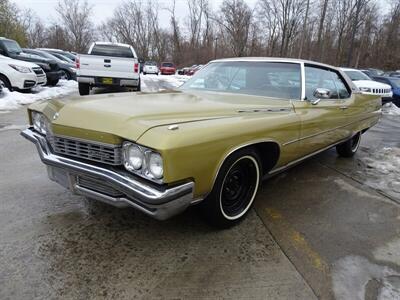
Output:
[134, 63, 139, 73]
[75, 57, 80, 69]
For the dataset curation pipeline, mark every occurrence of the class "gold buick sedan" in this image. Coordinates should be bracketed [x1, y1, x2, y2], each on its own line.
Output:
[21, 58, 381, 227]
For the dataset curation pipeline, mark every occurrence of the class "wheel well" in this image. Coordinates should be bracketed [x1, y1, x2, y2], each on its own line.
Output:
[250, 142, 280, 175]
[0, 73, 11, 88]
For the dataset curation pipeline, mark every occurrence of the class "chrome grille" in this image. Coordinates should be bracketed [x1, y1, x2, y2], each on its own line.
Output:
[76, 176, 124, 197]
[52, 136, 122, 165]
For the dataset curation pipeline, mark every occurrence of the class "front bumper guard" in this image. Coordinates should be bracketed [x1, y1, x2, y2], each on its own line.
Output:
[21, 128, 196, 220]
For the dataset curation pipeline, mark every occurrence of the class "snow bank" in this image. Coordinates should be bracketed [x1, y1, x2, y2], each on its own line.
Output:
[382, 102, 400, 115]
[0, 80, 77, 111]
[140, 73, 190, 92]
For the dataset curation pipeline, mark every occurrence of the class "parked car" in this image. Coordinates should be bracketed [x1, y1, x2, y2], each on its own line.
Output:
[76, 41, 141, 95]
[45, 51, 73, 63]
[138, 58, 144, 73]
[372, 76, 400, 107]
[360, 68, 384, 77]
[143, 61, 159, 75]
[21, 57, 380, 227]
[38, 48, 76, 63]
[0, 37, 62, 86]
[177, 67, 189, 75]
[0, 54, 46, 91]
[340, 68, 392, 101]
[384, 71, 400, 78]
[160, 62, 176, 75]
[23, 48, 76, 81]
[187, 64, 204, 76]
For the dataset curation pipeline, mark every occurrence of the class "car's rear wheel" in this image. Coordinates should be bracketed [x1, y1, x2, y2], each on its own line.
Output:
[0, 74, 12, 91]
[79, 82, 90, 96]
[136, 79, 141, 92]
[200, 148, 261, 228]
[47, 79, 59, 86]
[336, 132, 361, 157]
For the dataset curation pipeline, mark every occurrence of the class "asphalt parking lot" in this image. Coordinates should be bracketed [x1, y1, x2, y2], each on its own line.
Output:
[1, 80, 399, 299]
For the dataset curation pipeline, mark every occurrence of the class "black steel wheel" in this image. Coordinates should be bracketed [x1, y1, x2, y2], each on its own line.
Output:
[200, 148, 261, 228]
[336, 132, 361, 157]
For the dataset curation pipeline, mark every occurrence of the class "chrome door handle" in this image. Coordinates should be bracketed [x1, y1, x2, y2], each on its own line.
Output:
[340, 106, 348, 110]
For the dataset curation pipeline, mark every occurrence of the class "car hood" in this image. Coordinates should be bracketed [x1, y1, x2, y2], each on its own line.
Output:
[0, 55, 40, 68]
[11, 52, 52, 64]
[51, 90, 293, 143]
[353, 80, 391, 89]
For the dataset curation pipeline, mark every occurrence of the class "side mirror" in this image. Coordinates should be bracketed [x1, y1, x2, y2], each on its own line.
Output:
[313, 88, 331, 99]
[308, 88, 331, 105]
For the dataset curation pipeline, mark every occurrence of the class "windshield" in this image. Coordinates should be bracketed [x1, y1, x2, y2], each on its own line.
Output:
[162, 63, 174, 67]
[27, 50, 61, 62]
[344, 70, 371, 81]
[52, 53, 71, 62]
[145, 61, 157, 66]
[180, 61, 301, 99]
[2, 40, 22, 54]
[389, 78, 400, 88]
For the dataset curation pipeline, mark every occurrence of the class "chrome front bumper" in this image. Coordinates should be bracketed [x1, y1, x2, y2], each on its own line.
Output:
[21, 128, 196, 220]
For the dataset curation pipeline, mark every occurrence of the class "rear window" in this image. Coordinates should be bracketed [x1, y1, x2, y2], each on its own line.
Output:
[162, 63, 174, 67]
[145, 61, 157, 66]
[90, 45, 134, 58]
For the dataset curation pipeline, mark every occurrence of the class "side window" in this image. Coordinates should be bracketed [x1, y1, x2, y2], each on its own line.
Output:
[332, 72, 351, 99]
[305, 66, 339, 100]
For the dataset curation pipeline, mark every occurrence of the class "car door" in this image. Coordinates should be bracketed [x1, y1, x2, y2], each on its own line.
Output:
[292, 64, 352, 157]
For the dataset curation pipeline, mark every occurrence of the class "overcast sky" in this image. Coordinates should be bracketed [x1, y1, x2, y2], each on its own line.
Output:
[12, 0, 259, 26]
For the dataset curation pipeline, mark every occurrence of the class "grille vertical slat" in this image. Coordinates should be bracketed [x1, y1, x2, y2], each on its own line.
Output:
[52, 136, 122, 165]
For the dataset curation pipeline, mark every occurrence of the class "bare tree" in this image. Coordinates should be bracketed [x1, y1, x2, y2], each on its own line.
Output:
[56, 0, 95, 52]
[346, 0, 370, 66]
[257, 0, 280, 56]
[216, 0, 252, 57]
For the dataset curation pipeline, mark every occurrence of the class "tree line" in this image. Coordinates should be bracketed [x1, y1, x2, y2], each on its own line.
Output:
[1, 0, 399, 70]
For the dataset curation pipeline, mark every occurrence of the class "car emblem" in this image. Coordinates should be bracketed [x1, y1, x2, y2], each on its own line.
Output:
[53, 113, 59, 120]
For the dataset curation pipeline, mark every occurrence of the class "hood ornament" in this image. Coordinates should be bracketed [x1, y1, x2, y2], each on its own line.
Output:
[53, 112, 59, 120]
[168, 124, 179, 131]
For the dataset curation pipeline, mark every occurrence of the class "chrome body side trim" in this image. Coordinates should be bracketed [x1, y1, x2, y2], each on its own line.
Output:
[267, 135, 356, 177]
[282, 114, 379, 146]
[21, 128, 197, 220]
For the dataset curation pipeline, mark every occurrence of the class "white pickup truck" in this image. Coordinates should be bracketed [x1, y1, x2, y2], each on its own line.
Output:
[76, 42, 141, 95]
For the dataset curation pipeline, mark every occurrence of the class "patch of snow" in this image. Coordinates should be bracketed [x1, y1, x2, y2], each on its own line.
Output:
[362, 147, 400, 198]
[0, 124, 27, 132]
[374, 237, 400, 269]
[382, 102, 400, 115]
[140, 73, 190, 92]
[332, 255, 400, 300]
[0, 80, 77, 111]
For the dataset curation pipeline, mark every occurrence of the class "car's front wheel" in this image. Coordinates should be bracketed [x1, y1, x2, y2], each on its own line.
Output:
[201, 148, 261, 228]
[0, 75, 12, 91]
[336, 132, 361, 157]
